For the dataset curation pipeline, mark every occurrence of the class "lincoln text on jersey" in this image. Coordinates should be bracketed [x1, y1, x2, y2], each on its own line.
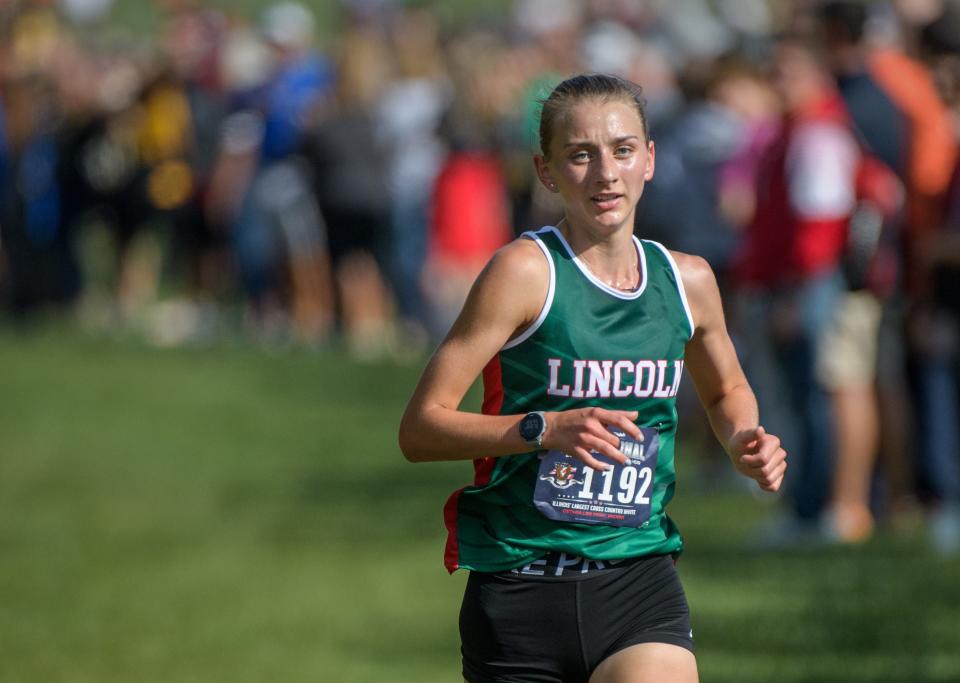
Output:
[546, 359, 685, 399]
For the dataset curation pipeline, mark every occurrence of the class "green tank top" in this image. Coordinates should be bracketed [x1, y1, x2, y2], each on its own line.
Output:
[443, 226, 694, 573]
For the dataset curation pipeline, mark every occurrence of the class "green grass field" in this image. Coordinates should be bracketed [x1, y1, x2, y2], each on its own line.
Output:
[1, 328, 958, 682]
[107, 0, 514, 40]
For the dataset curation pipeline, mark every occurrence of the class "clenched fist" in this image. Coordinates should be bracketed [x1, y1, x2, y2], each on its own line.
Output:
[726, 426, 787, 492]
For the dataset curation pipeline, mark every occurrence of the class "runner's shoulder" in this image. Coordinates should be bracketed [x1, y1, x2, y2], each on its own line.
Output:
[477, 234, 550, 299]
[664, 249, 710, 278]
[667, 251, 715, 295]
[667, 250, 721, 333]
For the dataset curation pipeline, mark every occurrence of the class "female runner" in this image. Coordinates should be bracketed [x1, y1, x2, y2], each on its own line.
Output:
[399, 74, 787, 683]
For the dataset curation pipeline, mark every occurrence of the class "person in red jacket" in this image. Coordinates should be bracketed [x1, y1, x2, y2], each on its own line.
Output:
[736, 36, 861, 542]
[424, 148, 513, 339]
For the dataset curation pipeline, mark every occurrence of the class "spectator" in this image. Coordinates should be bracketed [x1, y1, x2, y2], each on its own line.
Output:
[816, 0, 910, 543]
[913, 12, 960, 554]
[304, 22, 393, 358]
[735, 36, 859, 544]
[376, 7, 449, 348]
[711, 58, 781, 238]
[231, 2, 334, 344]
[425, 132, 513, 340]
[857, 2, 960, 532]
[161, 9, 231, 307]
[0, 73, 80, 317]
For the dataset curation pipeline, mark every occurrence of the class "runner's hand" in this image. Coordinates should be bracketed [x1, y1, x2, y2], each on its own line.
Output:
[542, 408, 643, 472]
[727, 426, 787, 492]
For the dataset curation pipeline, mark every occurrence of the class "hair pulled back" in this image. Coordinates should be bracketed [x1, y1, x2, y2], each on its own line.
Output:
[538, 73, 649, 160]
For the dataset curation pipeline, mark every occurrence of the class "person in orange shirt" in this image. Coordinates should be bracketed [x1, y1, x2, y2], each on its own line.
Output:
[870, 43, 956, 243]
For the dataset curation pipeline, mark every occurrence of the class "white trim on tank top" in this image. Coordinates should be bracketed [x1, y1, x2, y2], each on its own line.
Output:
[501, 229, 557, 351]
[542, 225, 648, 300]
[645, 239, 695, 341]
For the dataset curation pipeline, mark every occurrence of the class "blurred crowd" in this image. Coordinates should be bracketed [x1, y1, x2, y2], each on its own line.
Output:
[3, 0, 960, 552]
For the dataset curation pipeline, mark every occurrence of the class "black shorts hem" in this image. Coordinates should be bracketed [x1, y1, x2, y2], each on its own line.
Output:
[461, 668, 516, 683]
[609, 630, 695, 657]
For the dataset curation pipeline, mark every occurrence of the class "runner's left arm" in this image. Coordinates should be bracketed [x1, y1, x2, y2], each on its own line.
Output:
[676, 253, 787, 493]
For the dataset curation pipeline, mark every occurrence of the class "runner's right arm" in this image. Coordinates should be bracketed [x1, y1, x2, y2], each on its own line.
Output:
[399, 238, 639, 471]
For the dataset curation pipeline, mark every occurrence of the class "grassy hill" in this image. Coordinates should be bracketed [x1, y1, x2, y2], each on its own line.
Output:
[106, 0, 514, 40]
[1, 328, 958, 682]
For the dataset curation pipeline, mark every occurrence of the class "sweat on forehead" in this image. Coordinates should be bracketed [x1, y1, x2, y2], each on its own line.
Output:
[538, 73, 649, 158]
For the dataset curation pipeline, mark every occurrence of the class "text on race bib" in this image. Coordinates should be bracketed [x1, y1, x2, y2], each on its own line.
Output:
[533, 427, 660, 528]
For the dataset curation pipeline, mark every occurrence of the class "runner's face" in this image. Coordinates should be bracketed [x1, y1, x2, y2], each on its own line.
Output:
[537, 98, 655, 235]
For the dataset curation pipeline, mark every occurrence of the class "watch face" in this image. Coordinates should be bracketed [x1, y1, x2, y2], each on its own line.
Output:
[520, 413, 544, 441]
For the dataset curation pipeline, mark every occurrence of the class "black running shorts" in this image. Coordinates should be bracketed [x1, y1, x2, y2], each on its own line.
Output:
[459, 553, 693, 683]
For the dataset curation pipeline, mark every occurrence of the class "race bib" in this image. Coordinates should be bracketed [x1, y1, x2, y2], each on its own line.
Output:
[533, 427, 659, 527]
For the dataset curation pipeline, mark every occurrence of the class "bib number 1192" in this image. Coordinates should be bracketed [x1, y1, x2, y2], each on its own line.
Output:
[532, 427, 660, 528]
[578, 463, 652, 505]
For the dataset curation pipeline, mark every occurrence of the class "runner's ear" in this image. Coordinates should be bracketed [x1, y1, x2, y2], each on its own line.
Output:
[534, 154, 559, 193]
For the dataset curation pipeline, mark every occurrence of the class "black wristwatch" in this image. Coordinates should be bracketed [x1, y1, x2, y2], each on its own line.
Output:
[519, 411, 547, 450]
